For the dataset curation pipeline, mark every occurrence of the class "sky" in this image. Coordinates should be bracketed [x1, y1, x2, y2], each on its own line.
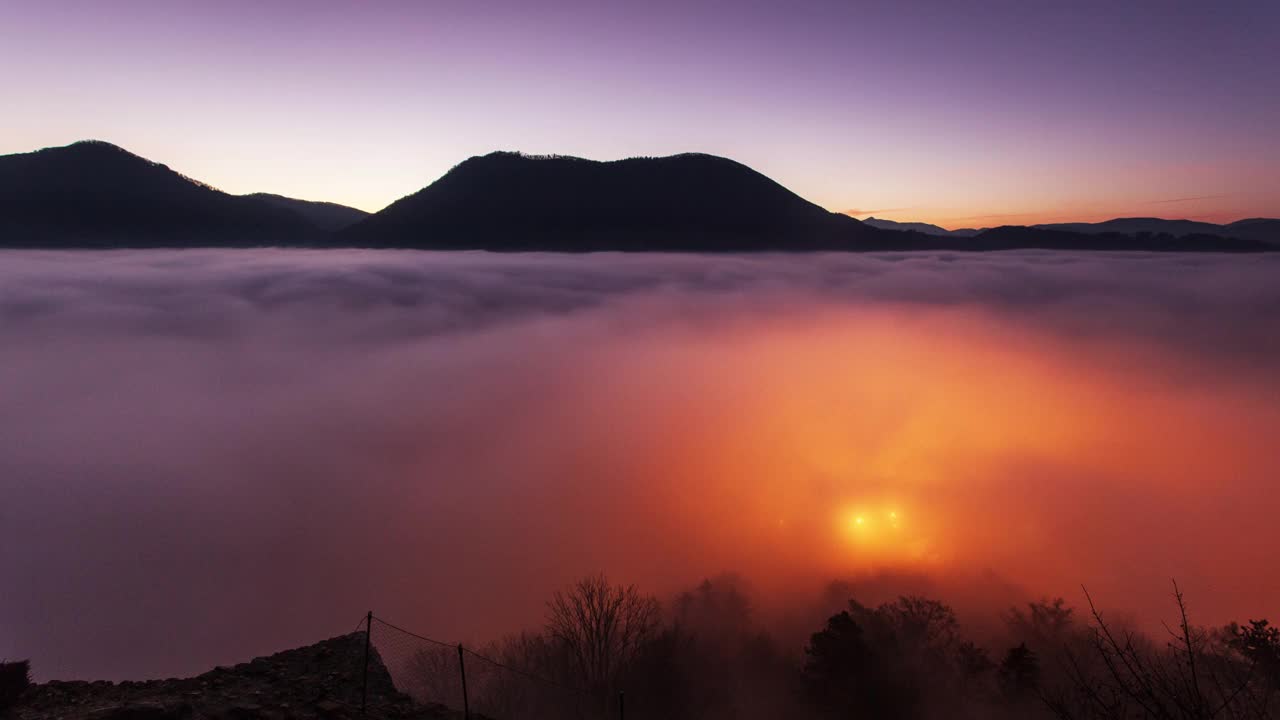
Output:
[2, 249, 1278, 681]
[3, 0, 1279, 228]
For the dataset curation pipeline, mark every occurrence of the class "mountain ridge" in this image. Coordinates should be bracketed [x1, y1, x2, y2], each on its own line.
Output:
[1032, 216, 1280, 246]
[339, 150, 875, 250]
[861, 217, 983, 238]
[1, 141, 1274, 252]
[242, 192, 369, 232]
[0, 141, 328, 247]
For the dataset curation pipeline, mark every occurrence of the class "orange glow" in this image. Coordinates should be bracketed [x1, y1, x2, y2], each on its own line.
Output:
[7, 252, 1279, 678]
[839, 504, 922, 563]
[538, 301, 1280, 628]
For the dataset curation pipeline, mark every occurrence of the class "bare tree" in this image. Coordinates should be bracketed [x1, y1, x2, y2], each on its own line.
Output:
[1046, 581, 1270, 720]
[546, 573, 661, 697]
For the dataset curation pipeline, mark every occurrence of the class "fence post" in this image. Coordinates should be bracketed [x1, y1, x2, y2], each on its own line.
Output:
[618, 690, 625, 720]
[361, 611, 372, 717]
[457, 644, 470, 720]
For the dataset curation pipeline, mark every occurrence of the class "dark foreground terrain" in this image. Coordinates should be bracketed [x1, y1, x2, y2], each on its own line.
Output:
[10, 634, 460, 720]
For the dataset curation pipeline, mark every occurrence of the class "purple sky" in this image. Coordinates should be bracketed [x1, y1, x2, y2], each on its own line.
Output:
[3, 0, 1278, 227]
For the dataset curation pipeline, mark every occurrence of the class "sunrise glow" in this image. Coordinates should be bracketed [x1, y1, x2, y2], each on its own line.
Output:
[5, 4, 1280, 714]
[5, 248, 1280, 695]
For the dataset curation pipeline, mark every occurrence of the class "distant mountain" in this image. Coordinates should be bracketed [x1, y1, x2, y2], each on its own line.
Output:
[0, 141, 324, 247]
[1036, 217, 1224, 236]
[1223, 218, 1280, 246]
[861, 217, 982, 238]
[866, 215, 1280, 246]
[1035, 217, 1280, 245]
[960, 225, 1262, 252]
[340, 151, 876, 250]
[242, 193, 368, 232]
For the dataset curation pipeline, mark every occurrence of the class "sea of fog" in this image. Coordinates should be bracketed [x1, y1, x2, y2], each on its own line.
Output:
[1, 249, 1278, 681]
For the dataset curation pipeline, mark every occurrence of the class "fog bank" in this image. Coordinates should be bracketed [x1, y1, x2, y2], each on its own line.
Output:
[1, 249, 1277, 681]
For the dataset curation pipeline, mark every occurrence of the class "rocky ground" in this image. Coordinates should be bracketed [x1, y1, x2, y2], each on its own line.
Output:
[9, 633, 464, 720]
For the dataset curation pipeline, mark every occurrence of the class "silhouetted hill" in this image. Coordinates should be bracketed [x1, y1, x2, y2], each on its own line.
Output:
[340, 154, 1268, 251]
[833, 225, 1260, 252]
[862, 217, 982, 237]
[340, 152, 876, 250]
[1035, 217, 1280, 245]
[1223, 218, 1280, 246]
[964, 225, 1262, 251]
[0, 141, 324, 247]
[0, 142, 1273, 252]
[243, 193, 369, 232]
[1036, 217, 1224, 236]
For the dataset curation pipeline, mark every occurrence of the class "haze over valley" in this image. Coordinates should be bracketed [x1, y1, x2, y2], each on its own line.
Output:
[4, 2, 1279, 718]
[3, 249, 1277, 684]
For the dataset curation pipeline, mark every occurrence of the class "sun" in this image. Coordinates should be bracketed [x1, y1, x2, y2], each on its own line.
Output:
[839, 504, 912, 550]
[832, 501, 940, 565]
[844, 506, 900, 529]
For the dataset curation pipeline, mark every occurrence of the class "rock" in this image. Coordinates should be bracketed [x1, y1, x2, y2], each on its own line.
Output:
[12, 634, 458, 720]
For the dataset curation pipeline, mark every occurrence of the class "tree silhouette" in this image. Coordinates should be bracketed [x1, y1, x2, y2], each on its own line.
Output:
[1006, 597, 1075, 652]
[1226, 619, 1280, 691]
[804, 596, 964, 720]
[804, 609, 913, 718]
[872, 595, 960, 658]
[1046, 582, 1272, 720]
[957, 640, 995, 679]
[546, 573, 660, 700]
[998, 643, 1041, 700]
[672, 575, 753, 645]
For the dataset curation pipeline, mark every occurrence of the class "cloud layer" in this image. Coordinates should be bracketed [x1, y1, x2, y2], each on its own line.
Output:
[2, 249, 1278, 681]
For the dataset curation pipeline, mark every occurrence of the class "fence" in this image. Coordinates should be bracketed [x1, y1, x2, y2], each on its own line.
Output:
[359, 612, 622, 720]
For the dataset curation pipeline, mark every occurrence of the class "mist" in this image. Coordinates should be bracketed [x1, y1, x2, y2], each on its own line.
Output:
[1, 249, 1277, 682]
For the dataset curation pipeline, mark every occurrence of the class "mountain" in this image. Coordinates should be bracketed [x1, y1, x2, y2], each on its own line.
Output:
[1223, 218, 1280, 246]
[1035, 217, 1280, 245]
[243, 193, 368, 231]
[0, 141, 324, 247]
[960, 225, 1261, 252]
[861, 217, 982, 237]
[0, 141, 1273, 252]
[340, 151, 876, 250]
[862, 215, 1278, 248]
[1036, 217, 1225, 237]
[342, 153, 1266, 251]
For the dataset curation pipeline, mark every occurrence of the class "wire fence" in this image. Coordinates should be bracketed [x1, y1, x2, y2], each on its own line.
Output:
[364, 613, 604, 720]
